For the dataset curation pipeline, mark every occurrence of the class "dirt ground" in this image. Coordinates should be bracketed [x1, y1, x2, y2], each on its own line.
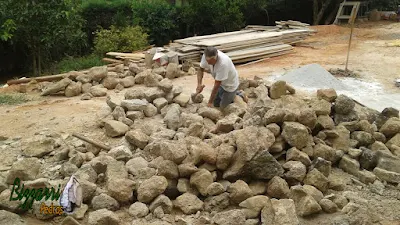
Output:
[1, 21, 400, 225]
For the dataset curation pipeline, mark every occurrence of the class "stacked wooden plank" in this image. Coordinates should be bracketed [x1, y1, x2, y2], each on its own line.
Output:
[162, 21, 313, 64]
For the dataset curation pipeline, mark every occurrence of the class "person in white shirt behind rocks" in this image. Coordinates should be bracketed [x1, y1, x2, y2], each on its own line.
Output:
[196, 46, 247, 110]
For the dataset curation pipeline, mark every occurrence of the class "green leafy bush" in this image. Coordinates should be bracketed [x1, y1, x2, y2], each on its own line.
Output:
[50, 54, 105, 74]
[132, 0, 179, 46]
[0, 93, 30, 105]
[93, 25, 149, 55]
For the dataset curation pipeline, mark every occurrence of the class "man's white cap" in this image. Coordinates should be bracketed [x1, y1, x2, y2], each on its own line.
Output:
[153, 52, 165, 60]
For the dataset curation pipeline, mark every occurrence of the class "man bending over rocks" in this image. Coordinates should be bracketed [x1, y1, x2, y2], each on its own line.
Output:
[196, 46, 247, 110]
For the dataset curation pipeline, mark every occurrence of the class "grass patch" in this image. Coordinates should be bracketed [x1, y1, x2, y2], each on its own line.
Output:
[0, 93, 31, 105]
[51, 54, 105, 74]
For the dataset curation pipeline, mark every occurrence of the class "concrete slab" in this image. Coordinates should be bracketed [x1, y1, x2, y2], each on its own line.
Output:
[348, 93, 400, 112]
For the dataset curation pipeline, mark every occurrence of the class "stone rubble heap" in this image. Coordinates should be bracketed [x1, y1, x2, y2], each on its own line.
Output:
[38, 62, 196, 100]
[1, 76, 400, 225]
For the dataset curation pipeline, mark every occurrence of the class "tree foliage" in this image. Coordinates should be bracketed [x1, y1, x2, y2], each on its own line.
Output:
[94, 25, 149, 55]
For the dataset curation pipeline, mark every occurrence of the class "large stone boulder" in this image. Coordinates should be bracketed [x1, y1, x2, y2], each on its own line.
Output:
[6, 158, 41, 184]
[282, 122, 311, 149]
[107, 178, 135, 203]
[290, 185, 322, 216]
[164, 104, 181, 131]
[269, 80, 288, 99]
[174, 193, 204, 214]
[104, 120, 129, 137]
[190, 169, 213, 196]
[88, 209, 119, 225]
[239, 195, 271, 219]
[41, 78, 72, 96]
[65, 81, 82, 97]
[91, 193, 120, 211]
[125, 130, 149, 149]
[317, 88, 337, 102]
[266, 176, 290, 199]
[89, 66, 108, 82]
[303, 169, 329, 193]
[0, 210, 27, 225]
[212, 209, 246, 225]
[261, 199, 299, 225]
[223, 126, 278, 179]
[334, 95, 355, 114]
[380, 117, 400, 138]
[137, 176, 168, 203]
[228, 180, 254, 205]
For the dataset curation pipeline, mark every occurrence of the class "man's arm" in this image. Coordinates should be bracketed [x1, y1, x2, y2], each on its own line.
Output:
[197, 68, 205, 94]
[208, 80, 221, 106]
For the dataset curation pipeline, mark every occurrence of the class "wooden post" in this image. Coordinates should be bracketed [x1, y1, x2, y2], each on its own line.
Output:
[72, 133, 111, 151]
[345, 3, 358, 71]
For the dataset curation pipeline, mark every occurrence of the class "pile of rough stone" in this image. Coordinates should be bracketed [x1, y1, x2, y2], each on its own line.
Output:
[37, 62, 196, 100]
[1, 77, 400, 225]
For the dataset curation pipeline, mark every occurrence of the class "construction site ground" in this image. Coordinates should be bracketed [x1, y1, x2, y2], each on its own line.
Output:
[1, 21, 400, 225]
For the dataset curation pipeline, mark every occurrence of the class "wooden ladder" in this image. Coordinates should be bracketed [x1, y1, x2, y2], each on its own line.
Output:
[334, 1, 360, 24]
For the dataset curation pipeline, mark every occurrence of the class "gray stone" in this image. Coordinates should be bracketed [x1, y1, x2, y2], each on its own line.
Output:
[144, 72, 160, 87]
[149, 195, 173, 213]
[351, 131, 374, 147]
[320, 199, 339, 213]
[104, 120, 129, 137]
[41, 78, 72, 96]
[198, 107, 224, 122]
[121, 99, 148, 111]
[164, 104, 181, 131]
[228, 180, 254, 204]
[380, 117, 400, 138]
[263, 108, 285, 125]
[286, 147, 311, 166]
[173, 94, 190, 107]
[267, 176, 290, 199]
[303, 185, 324, 202]
[153, 98, 168, 112]
[6, 158, 41, 184]
[137, 176, 168, 203]
[335, 95, 355, 114]
[91, 193, 119, 211]
[373, 167, 400, 183]
[129, 202, 149, 218]
[290, 185, 322, 216]
[190, 169, 213, 196]
[125, 130, 149, 149]
[359, 147, 378, 170]
[313, 143, 337, 162]
[317, 115, 335, 130]
[166, 63, 180, 79]
[282, 122, 310, 149]
[106, 178, 135, 203]
[89, 86, 107, 97]
[126, 111, 145, 121]
[174, 193, 204, 214]
[311, 99, 331, 116]
[339, 155, 360, 176]
[310, 157, 331, 178]
[266, 123, 281, 137]
[297, 108, 317, 129]
[88, 209, 119, 225]
[102, 76, 119, 90]
[107, 145, 132, 162]
[61, 216, 81, 225]
[213, 209, 246, 225]
[105, 161, 127, 182]
[216, 144, 235, 170]
[317, 88, 337, 102]
[303, 169, 329, 193]
[0, 209, 26, 225]
[239, 195, 271, 219]
[283, 161, 307, 183]
[65, 81, 82, 97]
[204, 193, 230, 212]
[207, 182, 225, 196]
[157, 160, 179, 179]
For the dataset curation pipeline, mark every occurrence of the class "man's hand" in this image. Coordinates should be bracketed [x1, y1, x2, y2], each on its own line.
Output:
[207, 102, 213, 108]
[196, 84, 205, 94]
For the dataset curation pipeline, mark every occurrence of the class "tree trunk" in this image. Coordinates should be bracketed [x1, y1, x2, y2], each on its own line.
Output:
[38, 45, 41, 76]
[32, 49, 37, 77]
[324, 0, 341, 24]
[313, 0, 319, 25]
[314, 0, 333, 25]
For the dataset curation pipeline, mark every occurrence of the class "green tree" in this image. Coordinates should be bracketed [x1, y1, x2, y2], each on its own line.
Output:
[1, 0, 87, 76]
[132, 0, 179, 46]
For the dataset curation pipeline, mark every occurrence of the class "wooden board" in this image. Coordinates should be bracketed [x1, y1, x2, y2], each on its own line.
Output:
[106, 52, 145, 59]
[174, 30, 257, 44]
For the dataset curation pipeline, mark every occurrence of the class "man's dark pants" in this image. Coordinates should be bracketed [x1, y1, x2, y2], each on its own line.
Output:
[213, 87, 237, 109]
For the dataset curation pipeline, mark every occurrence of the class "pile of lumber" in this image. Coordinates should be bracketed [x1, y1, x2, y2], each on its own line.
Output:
[276, 20, 311, 29]
[167, 23, 313, 64]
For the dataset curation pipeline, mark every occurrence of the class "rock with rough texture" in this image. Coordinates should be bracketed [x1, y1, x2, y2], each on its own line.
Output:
[316, 115, 335, 130]
[263, 108, 285, 125]
[207, 182, 225, 196]
[137, 176, 168, 203]
[282, 122, 310, 149]
[173, 94, 191, 107]
[310, 157, 331, 178]
[267, 176, 290, 199]
[144, 104, 158, 117]
[41, 78, 72, 96]
[290, 186, 322, 216]
[317, 88, 337, 102]
[380, 117, 400, 138]
[129, 202, 149, 218]
[65, 81, 82, 97]
[107, 178, 135, 203]
[262, 199, 299, 225]
[224, 126, 277, 179]
[269, 80, 287, 99]
[373, 167, 400, 183]
[0, 210, 27, 225]
[311, 99, 331, 116]
[61, 216, 80, 225]
[239, 195, 271, 218]
[286, 147, 312, 166]
[297, 108, 317, 129]
[320, 199, 339, 213]
[164, 104, 181, 131]
[213, 209, 246, 225]
[335, 95, 355, 114]
[157, 160, 179, 179]
[102, 77, 119, 90]
[190, 169, 213, 196]
[266, 123, 281, 137]
[228, 180, 254, 204]
[359, 147, 378, 170]
[153, 98, 168, 112]
[144, 72, 160, 87]
[90, 86, 107, 97]
[174, 193, 204, 214]
[107, 145, 132, 162]
[88, 209, 119, 225]
[89, 66, 107, 82]
[339, 155, 360, 176]
[216, 144, 235, 170]
[216, 114, 241, 133]
[303, 169, 329, 193]
[313, 143, 337, 162]
[204, 193, 230, 212]
[81, 83, 92, 94]
[283, 161, 307, 183]
[166, 63, 180, 79]
[125, 130, 149, 149]
[351, 131, 374, 147]
[112, 106, 126, 121]
[121, 99, 148, 111]
[198, 107, 224, 122]
[6, 158, 41, 184]
[191, 93, 204, 103]
[126, 111, 144, 121]
[120, 76, 135, 88]
[104, 120, 129, 137]
[150, 140, 188, 164]
[91, 193, 120, 211]
[149, 195, 173, 213]
[303, 185, 324, 202]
